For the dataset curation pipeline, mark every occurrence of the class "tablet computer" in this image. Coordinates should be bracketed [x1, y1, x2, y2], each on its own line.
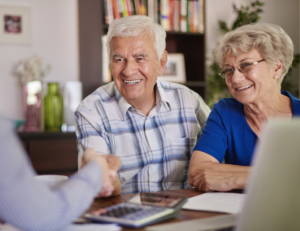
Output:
[85, 193, 187, 228]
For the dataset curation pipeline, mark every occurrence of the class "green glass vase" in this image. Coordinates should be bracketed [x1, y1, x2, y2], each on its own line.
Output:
[44, 83, 63, 131]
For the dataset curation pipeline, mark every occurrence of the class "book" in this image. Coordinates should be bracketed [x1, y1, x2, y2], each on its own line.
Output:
[194, 0, 199, 33]
[139, 0, 147, 15]
[130, 0, 136, 15]
[169, 0, 174, 31]
[198, 0, 204, 33]
[112, 0, 121, 19]
[160, 0, 170, 31]
[173, 0, 180, 31]
[148, 0, 154, 20]
[104, 0, 114, 24]
[180, 0, 187, 32]
[186, 0, 190, 32]
[134, 0, 140, 15]
[189, 1, 195, 32]
[126, 0, 133, 16]
[153, 0, 159, 23]
[116, 0, 124, 17]
[121, 0, 129, 17]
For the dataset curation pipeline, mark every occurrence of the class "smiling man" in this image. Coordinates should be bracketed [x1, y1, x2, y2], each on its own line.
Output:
[75, 15, 210, 195]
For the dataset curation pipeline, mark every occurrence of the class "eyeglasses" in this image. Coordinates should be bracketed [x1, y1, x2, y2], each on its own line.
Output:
[219, 59, 265, 79]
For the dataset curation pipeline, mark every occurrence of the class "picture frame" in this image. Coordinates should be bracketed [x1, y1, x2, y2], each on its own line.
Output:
[0, 5, 31, 44]
[159, 53, 186, 84]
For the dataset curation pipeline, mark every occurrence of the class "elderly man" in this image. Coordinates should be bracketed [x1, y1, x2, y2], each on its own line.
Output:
[75, 15, 210, 195]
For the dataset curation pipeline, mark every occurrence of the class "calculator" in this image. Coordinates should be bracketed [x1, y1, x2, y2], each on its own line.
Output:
[85, 192, 187, 228]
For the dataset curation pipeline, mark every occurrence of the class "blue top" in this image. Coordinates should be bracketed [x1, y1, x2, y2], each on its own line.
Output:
[194, 91, 300, 166]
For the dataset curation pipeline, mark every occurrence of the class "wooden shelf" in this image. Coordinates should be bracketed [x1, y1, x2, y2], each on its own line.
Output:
[18, 131, 77, 176]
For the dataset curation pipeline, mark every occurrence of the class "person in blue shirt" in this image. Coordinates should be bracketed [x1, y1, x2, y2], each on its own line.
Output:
[188, 23, 300, 192]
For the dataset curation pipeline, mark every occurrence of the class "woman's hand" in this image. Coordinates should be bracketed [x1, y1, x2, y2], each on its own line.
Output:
[189, 150, 250, 192]
[192, 169, 247, 192]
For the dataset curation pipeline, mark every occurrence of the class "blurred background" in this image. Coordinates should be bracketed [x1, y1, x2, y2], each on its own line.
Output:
[0, 0, 299, 120]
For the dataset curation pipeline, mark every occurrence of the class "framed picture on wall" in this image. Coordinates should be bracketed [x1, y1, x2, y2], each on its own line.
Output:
[158, 53, 186, 84]
[0, 5, 31, 44]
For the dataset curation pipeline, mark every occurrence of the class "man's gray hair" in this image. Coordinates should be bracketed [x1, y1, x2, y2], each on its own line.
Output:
[106, 15, 166, 61]
[215, 23, 294, 86]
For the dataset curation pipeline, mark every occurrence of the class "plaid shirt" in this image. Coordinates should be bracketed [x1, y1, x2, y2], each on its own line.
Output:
[75, 80, 210, 194]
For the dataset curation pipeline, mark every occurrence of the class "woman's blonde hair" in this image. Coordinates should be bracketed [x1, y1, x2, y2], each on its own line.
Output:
[215, 23, 294, 86]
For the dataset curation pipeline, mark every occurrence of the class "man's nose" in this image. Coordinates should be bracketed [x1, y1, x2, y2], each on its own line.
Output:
[122, 60, 137, 77]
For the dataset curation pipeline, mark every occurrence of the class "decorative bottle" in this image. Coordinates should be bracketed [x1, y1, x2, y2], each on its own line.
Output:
[44, 82, 63, 131]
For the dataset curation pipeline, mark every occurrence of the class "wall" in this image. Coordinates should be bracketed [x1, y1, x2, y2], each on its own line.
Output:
[0, 0, 78, 120]
[205, 0, 299, 93]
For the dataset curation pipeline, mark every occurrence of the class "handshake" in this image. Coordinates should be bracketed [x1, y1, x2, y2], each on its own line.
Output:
[81, 148, 121, 197]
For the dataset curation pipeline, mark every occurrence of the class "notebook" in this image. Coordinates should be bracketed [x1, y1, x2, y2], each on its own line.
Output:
[146, 118, 300, 231]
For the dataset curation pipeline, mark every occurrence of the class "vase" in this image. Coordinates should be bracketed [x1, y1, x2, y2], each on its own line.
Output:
[23, 81, 42, 131]
[44, 82, 63, 131]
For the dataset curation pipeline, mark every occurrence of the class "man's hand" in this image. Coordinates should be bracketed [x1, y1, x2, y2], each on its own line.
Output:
[81, 148, 121, 197]
[97, 155, 122, 197]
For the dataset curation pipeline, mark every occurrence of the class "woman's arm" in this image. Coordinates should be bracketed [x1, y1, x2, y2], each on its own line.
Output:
[188, 150, 250, 192]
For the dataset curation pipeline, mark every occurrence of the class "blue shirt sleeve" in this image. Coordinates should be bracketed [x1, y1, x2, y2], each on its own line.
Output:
[193, 105, 228, 163]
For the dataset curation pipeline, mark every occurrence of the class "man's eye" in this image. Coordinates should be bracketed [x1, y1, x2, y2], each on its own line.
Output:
[115, 58, 123, 62]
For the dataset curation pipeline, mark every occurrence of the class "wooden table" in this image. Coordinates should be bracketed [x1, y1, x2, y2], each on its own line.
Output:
[86, 188, 227, 231]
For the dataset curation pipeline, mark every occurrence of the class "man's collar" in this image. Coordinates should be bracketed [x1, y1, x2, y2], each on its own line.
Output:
[114, 85, 132, 120]
[156, 80, 171, 111]
[114, 80, 171, 120]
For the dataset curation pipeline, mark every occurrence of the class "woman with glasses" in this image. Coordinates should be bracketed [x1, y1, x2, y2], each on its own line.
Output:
[188, 23, 300, 192]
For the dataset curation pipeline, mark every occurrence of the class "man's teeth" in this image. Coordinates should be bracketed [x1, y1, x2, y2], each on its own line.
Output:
[237, 85, 252, 91]
[123, 80, 141, 85]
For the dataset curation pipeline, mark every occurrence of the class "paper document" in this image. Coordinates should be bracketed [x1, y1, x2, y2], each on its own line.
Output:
[182, 192, 246, 214]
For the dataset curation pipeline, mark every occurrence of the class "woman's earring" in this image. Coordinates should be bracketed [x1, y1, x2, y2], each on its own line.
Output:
[274, 76, 278, 79]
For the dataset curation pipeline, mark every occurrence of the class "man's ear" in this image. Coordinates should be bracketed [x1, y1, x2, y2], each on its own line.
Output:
[158, 50, 168, 76]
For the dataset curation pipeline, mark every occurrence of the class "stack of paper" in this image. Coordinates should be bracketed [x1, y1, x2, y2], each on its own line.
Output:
[182, 192, 246, 214]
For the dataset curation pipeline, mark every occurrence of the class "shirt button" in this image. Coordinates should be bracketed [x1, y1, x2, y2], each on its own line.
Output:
[153, 189, 157, 192]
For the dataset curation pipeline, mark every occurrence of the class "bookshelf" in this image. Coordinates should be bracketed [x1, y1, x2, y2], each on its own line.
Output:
[78, 0, 206, 100]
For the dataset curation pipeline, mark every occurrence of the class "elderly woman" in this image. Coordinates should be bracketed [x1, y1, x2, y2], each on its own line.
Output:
[188, 23, 300, 192]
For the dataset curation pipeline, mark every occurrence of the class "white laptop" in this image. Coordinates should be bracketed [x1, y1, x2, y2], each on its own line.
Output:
[147, 118, 300, 231]
[234, 118, 300, 231]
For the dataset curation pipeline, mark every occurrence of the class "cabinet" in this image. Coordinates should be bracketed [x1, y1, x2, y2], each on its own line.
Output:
[18, 132, 78, 176]
[78, 0, 206, 99]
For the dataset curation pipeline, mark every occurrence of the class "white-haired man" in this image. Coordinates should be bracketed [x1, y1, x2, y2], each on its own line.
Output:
[75, 15, 210, 195]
